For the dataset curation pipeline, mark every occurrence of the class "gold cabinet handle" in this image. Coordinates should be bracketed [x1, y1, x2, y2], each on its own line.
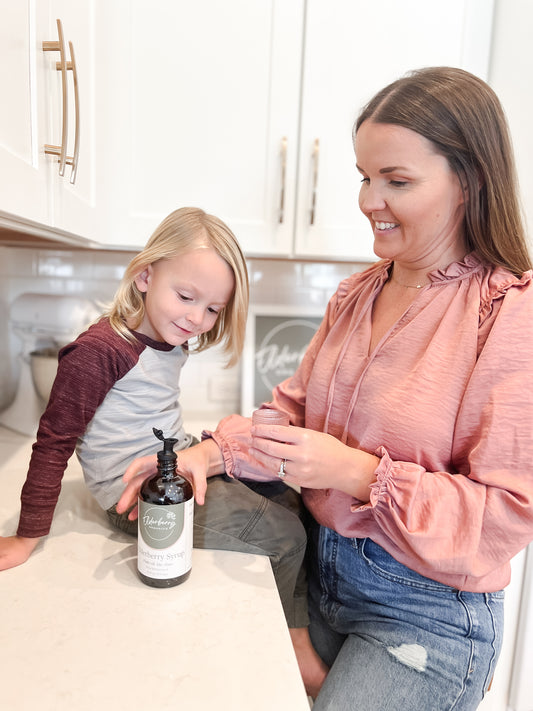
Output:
[66, 40, 80, 184]
[43, 19, 69, 176]
[310, 138, 319, 225]
[279, 137, 287, 224]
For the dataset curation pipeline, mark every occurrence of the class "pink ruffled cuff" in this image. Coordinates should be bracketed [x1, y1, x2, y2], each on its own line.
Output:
[201, 414, 279, 483]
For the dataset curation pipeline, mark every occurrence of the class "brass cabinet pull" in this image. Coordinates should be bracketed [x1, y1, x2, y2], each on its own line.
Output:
[279, 137, 287, 223]
[43, 20, 79, 183]
[310, 138, 319, 225]
[65, 40, 80, 184]
[43, 19, 69, 176]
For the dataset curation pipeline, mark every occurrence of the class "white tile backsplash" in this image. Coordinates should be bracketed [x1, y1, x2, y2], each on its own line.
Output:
[0, 245, 367, 423]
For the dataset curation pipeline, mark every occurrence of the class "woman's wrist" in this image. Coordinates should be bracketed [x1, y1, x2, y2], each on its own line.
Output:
[344, 450, 380, 501]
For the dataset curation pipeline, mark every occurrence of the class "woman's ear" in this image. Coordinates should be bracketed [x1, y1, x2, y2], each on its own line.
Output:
[134, 266, 152, 293]
[467, 169, 485, 194]
[460, 171, 484, 204]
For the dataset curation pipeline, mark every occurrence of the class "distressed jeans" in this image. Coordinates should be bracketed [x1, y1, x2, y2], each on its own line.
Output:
[308, 524, 504, 711]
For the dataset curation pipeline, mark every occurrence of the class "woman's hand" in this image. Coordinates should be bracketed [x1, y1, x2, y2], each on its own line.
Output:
[251, 423, 380, 501]
[0, 535, 40, 571]
[116, 438, 225, 520]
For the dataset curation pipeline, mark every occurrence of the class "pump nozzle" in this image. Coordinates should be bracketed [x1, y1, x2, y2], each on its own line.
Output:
[153, 427, 179, 465]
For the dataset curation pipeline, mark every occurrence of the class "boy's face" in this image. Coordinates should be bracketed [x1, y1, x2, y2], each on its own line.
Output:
[133, 247, 234, 345]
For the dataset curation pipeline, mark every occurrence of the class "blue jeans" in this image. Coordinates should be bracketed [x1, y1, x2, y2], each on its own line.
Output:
[308, 524, 504, 710]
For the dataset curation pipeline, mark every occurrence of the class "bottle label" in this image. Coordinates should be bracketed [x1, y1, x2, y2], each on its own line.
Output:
[138, 499, 193, 579]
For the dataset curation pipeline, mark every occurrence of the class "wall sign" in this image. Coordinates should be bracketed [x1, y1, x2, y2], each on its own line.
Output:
[241, 305, 322, 415]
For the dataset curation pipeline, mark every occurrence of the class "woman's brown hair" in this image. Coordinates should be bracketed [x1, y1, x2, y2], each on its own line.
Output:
[355, 66, 531, 276]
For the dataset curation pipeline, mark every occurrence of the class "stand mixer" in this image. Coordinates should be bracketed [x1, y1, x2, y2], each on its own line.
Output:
[0, 293, 101, 436]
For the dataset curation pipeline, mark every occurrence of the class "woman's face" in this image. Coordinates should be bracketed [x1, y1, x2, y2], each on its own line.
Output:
[133, 247, 234, 345]
[355, 121, 466, 268]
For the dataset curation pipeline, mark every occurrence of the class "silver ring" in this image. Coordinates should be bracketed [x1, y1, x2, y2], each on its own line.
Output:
[277, 458, 287, 479]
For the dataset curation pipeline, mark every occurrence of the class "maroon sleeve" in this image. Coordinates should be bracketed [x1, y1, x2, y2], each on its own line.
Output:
[17, 320, 143, 538]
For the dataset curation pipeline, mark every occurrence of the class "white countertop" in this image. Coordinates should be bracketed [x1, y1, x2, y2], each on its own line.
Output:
[0, 427, 310, 711]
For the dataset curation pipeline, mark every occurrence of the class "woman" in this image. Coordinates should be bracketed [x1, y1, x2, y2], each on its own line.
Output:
[118, 68, 533, 710]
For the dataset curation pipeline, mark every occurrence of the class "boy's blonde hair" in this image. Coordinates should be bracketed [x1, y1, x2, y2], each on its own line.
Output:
[104, 207, 249, 367]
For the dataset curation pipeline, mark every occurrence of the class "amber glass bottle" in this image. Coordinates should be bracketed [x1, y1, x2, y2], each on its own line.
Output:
[137, 428, 193, 587]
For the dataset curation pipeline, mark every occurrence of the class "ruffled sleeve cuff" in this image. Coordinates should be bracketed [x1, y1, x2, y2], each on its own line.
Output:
[350, 445, 417, 513]
[201, 414, 279, 483]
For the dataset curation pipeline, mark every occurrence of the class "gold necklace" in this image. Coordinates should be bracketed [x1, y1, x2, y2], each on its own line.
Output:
[390, 276, 426, 289]
[389, 269, 430, 289]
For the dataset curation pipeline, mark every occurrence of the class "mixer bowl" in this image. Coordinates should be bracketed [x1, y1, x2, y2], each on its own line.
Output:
[30, 349, 59, 403]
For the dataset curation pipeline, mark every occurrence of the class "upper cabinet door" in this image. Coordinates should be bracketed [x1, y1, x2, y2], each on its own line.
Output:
[47, 0, 100, 241]
[0, 1, 99, 239]
[294, 0, 495, 261]
[295, 0, 492, 261]
[95, 0, 304, 251]
[0, 1, 51, 225]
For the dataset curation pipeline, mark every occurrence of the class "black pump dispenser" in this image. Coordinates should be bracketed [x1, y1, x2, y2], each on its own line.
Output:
[137, 427, 194, 587]
[153, 428, 178, 474]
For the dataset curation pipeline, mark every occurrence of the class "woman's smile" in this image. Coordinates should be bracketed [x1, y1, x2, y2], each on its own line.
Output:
[374, 221, 400, 233]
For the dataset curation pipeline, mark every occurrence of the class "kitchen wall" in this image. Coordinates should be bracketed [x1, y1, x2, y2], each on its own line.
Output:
[2, 0, 532, 432]
[0, 247, 126, 408]
[489, 0, 533, 243]
[1, 0, 531, 422]
[0, 246, 364, 427]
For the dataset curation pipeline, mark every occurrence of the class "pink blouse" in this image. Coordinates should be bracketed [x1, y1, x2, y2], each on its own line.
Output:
[207, 253, 533, 592]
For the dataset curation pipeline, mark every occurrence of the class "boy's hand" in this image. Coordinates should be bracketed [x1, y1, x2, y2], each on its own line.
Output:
[116, 455, 158, 521]
[0, 535, 40, 571]
[117, 438, 225, 520]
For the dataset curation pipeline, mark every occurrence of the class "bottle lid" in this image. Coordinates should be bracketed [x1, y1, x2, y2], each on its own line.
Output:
[252, 408, 290, 426]
[153, 427, 178, 465]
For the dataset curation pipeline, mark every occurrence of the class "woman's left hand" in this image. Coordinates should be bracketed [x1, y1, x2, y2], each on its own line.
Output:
[250, 423, 380, 502]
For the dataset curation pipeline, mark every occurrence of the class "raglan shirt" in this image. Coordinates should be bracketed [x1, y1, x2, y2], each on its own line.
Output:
[17, 318, 192, 538]
[207, 253, 533, 592]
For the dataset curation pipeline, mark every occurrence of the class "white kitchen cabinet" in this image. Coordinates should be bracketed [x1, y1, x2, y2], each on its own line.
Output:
[1, 1, 495, 259]
[96, 0, 494, 258]
[295, 0, 495, 261]
[47, 0, 100, 241]
[92, 0, 304, 252]
[0, 0, 50, 225]
[0, 1, 99, 240]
